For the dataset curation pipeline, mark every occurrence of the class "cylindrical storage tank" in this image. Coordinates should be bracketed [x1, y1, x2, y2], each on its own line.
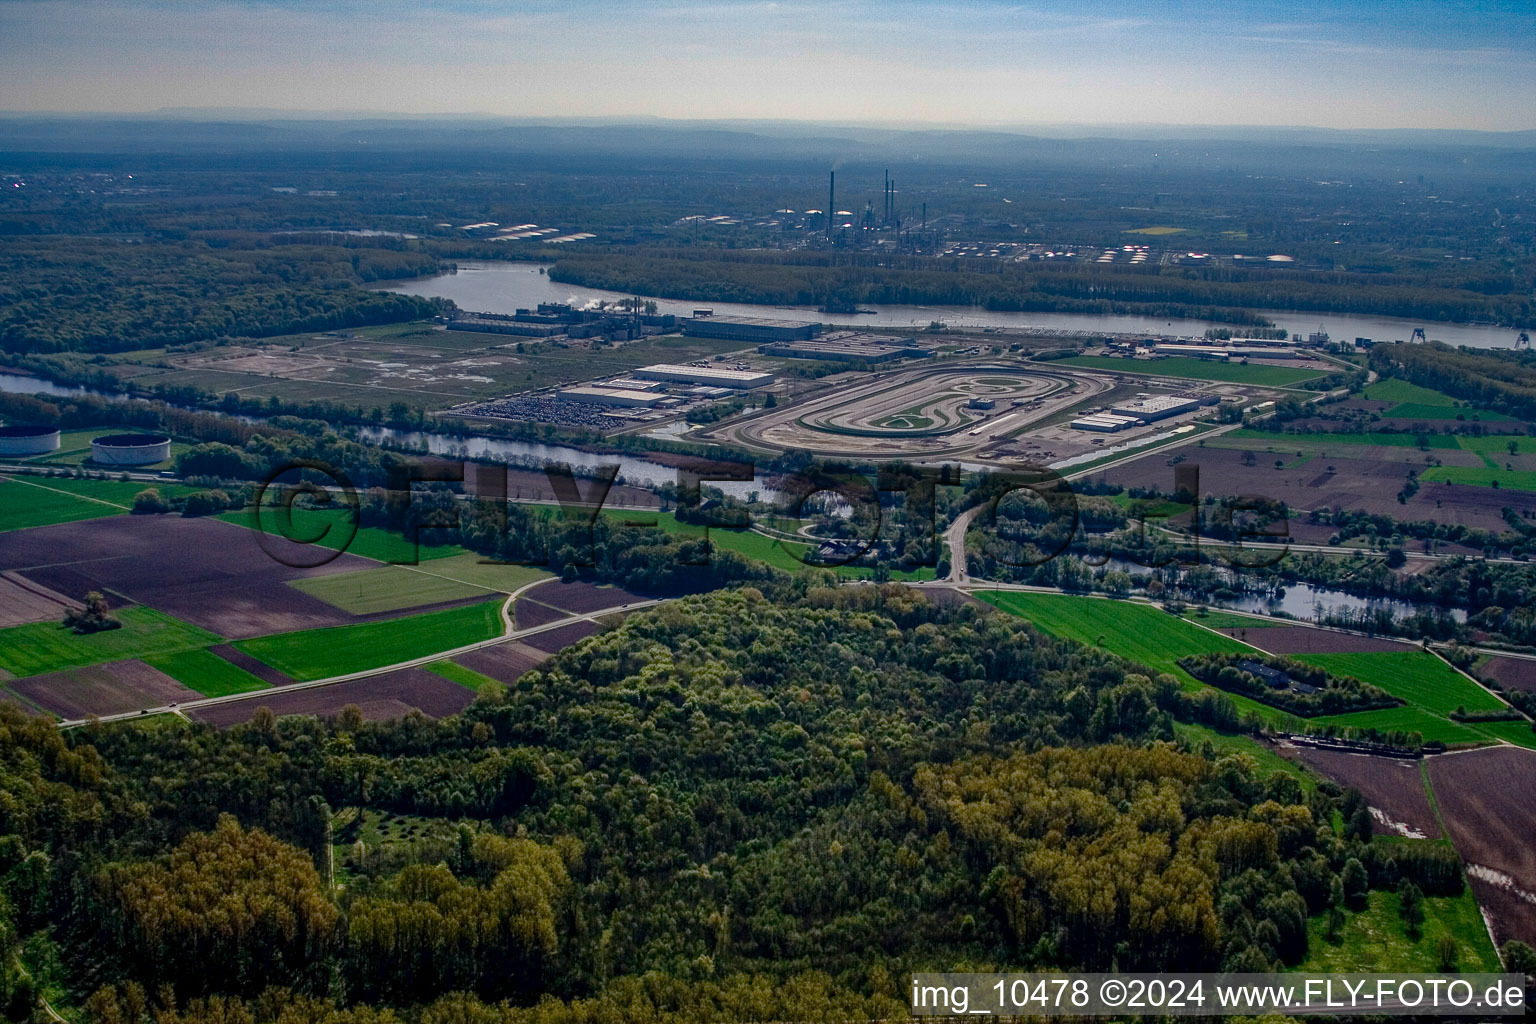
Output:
[0, 425, 62, 456]
[90, 433, 171, 466]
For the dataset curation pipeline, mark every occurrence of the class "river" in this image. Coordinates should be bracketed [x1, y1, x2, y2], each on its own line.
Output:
[383, 261, 1526, 349]
[2, 370, 1471, 621]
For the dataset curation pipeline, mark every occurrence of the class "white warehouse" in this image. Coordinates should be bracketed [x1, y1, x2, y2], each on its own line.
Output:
[633, 364, 775, 389]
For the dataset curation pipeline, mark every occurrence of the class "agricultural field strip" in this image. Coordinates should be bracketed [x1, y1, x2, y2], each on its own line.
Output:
[55, 594, 670, 728]
[2, 474, 132, 511]
[958, 584, 1523, 741]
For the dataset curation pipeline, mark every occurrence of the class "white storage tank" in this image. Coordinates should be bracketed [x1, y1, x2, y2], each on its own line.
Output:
[90, 433, 171, 466]
[0, 425, 62, 456]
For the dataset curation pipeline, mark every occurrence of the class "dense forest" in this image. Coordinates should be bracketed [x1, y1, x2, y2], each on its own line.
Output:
[1371, 342, 1536, 422]
[0, 237, 444, 355]
[549, 250, 1536, 327]
[0, 585, 1483, 1023]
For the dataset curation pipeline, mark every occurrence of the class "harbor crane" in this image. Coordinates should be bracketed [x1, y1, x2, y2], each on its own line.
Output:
[1518, 331, 1530, 350]
[1410, 328, 1427, 343]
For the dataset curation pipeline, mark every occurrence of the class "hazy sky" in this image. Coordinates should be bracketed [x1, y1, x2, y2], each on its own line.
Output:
[3, 0, 1533, 130]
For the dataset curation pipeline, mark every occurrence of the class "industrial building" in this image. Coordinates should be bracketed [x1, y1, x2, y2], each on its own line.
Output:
[682, 315, 821, 343]
[633, 364, 775, 389]
[91, 433, 171, 466]
[561, 387, 667, 408]
[1110, 395, 1205, 421]
[1155, 343, 1301, 360]
[0, 425, 61, 456]
[446, 316, 561, 338]
[760, 331, 930, 365]
[1071, 414, 1138, 433]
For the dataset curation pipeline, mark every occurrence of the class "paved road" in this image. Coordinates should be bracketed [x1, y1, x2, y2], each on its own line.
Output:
[58, 594, 669, 729]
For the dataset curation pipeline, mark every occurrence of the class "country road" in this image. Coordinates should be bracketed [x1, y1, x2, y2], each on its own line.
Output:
[58, 588, 670, 729]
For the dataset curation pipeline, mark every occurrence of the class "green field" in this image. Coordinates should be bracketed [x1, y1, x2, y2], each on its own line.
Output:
[425, 659, 500, 693]
[1362, 379, 1515, 422]
[1311, 705, 1488, 746]
[1420, 465, 1536, 492]
[217, 506, 468, 563]
[1300, 886, 1501, 973]
[1182, 608, 1287, 629]
[1362, 379, 1456, 406]
[1465, 718, 1536, 749]
[1058, 355, 1325, 388]
[1173, 721, 1315, 789]
[0, 475, 126, 532]
[142, 648, 271, 698]
[1295, 651, 1505, 716]
[235, 600, 504, 681]
[290, 565, 490, 615]
[977, 591, 1251, 678]
[1217, 428, 1460, 450]
[978, 590, 1298, 725]
[1388, 403, 1517, 422]
[0, 607, 222, 677]
[1125, 225, 1187, 235]
[1455, 433, 1535, 456]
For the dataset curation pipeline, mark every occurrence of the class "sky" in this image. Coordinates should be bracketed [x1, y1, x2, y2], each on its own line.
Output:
[2, 0, 1534, 130]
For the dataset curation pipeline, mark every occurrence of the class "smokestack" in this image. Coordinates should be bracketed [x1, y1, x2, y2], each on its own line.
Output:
[828, 170, 835, 239]
[883, 169, 889, 224]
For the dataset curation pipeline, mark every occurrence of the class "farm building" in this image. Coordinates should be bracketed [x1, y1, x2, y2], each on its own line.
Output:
[91, 433, 171, 465]
[633, 364, 775, 389]
[682, 315, 821, 343]
[0, 425, 61, 455]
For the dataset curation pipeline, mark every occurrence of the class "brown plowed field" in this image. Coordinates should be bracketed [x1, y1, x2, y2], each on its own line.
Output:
[531, 580, 643, 614]
[0, 516, 378, 640]
[189, 666, 474, 727]
[513, 598, 569, 630]
[1427, 747, 1536, 947]
[1223, 625, 1414, 654]
[1097, 446, 1527, 532]
[522, 621, 599, 654]
[455, 642, 549, 684]
[1478, 656, 1536, 695]
[209, 644, 295, 686]
[11, 658, 200, 719]
[1285, 744, 1439, 838]
[0, 571, 72, 627]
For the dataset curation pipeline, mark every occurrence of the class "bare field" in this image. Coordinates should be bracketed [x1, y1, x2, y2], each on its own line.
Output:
[208, 644, 295, 686]
[513, 598, 570, 630]
[0, 572, 72, 627]
[1096, 445, 1527, 531]
[522, 621, 599, 654]
[1284, 744, 1439, 838]
[1478, 655, 1536, 695]
[454, 642, 550, 684]
[1427, 747, 1536, 947]
[11, 658, 200, 719]
[530, 580, 644, 615]
[0, 516, 380, 640]
[190, 666, 474, 727]
[1224, 625, 1414, 654]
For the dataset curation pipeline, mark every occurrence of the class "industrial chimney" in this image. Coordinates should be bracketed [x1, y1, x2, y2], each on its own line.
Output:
[828, 170, 835, 239]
